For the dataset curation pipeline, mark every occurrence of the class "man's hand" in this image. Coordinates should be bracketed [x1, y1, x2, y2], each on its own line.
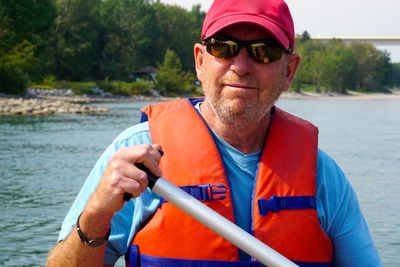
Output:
[47, 144, 163, 267]
[87, 144, 163, 217]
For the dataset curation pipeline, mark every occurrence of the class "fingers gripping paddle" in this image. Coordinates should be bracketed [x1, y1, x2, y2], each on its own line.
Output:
[124, 163, 299, 267]
[122, 163, 159, 201]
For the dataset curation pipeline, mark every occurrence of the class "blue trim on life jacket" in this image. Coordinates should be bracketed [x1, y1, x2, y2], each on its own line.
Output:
[139, 112, 148, 123]
[129, 245, 264, 267]
[188, 97, 205, 107]
[258, 196, 316, 216]
[128, 245, 332, 267]
[293, 262, 332, 267]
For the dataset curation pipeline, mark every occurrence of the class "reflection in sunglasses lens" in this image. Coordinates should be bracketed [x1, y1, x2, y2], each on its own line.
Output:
[205, 36, 285, 64]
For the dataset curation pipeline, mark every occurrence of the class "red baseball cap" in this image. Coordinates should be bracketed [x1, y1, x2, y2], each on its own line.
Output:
[201, 0, 295, 50]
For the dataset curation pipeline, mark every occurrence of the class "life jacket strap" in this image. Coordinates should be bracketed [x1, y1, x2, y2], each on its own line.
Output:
[129, 245, 263, 267]
[258, 196, 316, 216]
[159, 184, 227, 205]
[128, 245, 332, 267]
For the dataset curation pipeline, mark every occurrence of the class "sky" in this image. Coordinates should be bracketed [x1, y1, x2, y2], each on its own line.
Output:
[160, 0, 400, 62]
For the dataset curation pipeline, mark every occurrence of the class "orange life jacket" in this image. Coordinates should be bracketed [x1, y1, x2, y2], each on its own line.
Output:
[128, 98, 333, 267]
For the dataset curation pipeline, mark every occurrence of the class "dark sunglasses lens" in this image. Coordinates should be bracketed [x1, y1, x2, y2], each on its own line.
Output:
[248, 43, 283, 63]
[207, 39, 239, 59]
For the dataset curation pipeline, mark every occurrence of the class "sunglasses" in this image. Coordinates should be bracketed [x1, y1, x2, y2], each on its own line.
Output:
[203, 35, 292, 64]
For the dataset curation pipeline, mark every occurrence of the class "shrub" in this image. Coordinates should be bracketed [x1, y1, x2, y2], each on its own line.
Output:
[127, 80, 154, 95]
[97, 80, 154, 96]
[156, 49, 197, 96]
[53, 81, 97, 95]
[0, 39, 35, 95]
[42, 75, 57, 87]
[0, 64, 29, 95]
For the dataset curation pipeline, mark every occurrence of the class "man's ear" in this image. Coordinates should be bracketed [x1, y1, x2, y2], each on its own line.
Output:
[282, 53, 301, 91]
[194, 43, 205, 82]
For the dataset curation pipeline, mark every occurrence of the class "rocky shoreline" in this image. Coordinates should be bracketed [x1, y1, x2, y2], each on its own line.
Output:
[1, 89, 399, 116]
[0, 98, 109, 116]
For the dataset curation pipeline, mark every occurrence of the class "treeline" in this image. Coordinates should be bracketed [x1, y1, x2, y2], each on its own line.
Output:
[293, 31, 400, 93]
[1, 1, 399, 96]
[0, 0, 204, 95]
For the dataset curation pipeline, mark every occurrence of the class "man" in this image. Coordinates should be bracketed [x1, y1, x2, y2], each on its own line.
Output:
[47, 0, 382, 266]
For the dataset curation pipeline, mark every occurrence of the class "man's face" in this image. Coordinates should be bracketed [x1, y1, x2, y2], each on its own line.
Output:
[194, 23, 299, 125]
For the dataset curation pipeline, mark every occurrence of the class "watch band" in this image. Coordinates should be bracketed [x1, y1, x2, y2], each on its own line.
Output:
[76, 213, 111, 247]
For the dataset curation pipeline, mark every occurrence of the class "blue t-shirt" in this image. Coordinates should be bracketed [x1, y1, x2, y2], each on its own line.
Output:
[58, 112, 382, 267]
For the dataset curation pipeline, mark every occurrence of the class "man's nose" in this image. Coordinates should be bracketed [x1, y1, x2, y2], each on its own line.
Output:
[230, 47, 252, 76]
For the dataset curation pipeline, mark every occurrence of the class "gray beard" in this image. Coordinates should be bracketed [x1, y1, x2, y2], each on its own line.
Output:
[209, 92, 280, 130]
[203, 58, 288, 130]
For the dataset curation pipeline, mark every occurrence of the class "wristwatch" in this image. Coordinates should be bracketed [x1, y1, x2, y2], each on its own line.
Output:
[76, 213, 111, 247]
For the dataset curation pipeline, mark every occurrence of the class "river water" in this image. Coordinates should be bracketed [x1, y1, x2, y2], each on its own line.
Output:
[0, 99, 399, 266]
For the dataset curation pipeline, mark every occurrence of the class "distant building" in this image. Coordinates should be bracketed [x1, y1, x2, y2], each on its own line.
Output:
[131, 66, 157, 82]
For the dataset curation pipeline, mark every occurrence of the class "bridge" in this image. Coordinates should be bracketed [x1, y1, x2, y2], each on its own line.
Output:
[311, 36, 400, 47]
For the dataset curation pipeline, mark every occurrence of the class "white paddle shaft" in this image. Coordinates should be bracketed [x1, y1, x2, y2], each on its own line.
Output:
[152, 177, 299, 267]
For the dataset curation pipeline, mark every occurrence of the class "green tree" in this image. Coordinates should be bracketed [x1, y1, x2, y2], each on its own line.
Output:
[99, 0, 159, 80]
[156, 49, 195, 96]
[350, 43, 392, 91]
[0, 40, 35, 94]
[300, 31, 311, 42]
[294, 40, 326, 92]
[291, 43, 306, 92]
[294, 35, 396, 93]
[0, 0, 56, 92]
[51, 0, 206, 83]
[321, 40, 357, 93]
[54, 0, 101, 80]
[390, 63, 400, 87]
[153, 3, 204, 72]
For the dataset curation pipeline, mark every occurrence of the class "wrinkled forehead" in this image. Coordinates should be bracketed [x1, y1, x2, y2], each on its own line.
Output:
[214, 22, 276, 41]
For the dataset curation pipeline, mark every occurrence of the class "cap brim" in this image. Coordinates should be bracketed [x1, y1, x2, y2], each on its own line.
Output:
[203, 14, 290, 49]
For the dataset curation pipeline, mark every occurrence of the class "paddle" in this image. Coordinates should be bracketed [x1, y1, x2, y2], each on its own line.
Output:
[124, 163, 299, 267]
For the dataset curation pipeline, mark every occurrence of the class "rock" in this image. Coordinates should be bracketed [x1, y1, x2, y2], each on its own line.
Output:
[0, 98, 109, 116]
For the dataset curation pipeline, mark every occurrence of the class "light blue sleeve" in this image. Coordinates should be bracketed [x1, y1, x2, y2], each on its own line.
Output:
[316, 149, 382, 267]
[57, 122, 160, 265]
